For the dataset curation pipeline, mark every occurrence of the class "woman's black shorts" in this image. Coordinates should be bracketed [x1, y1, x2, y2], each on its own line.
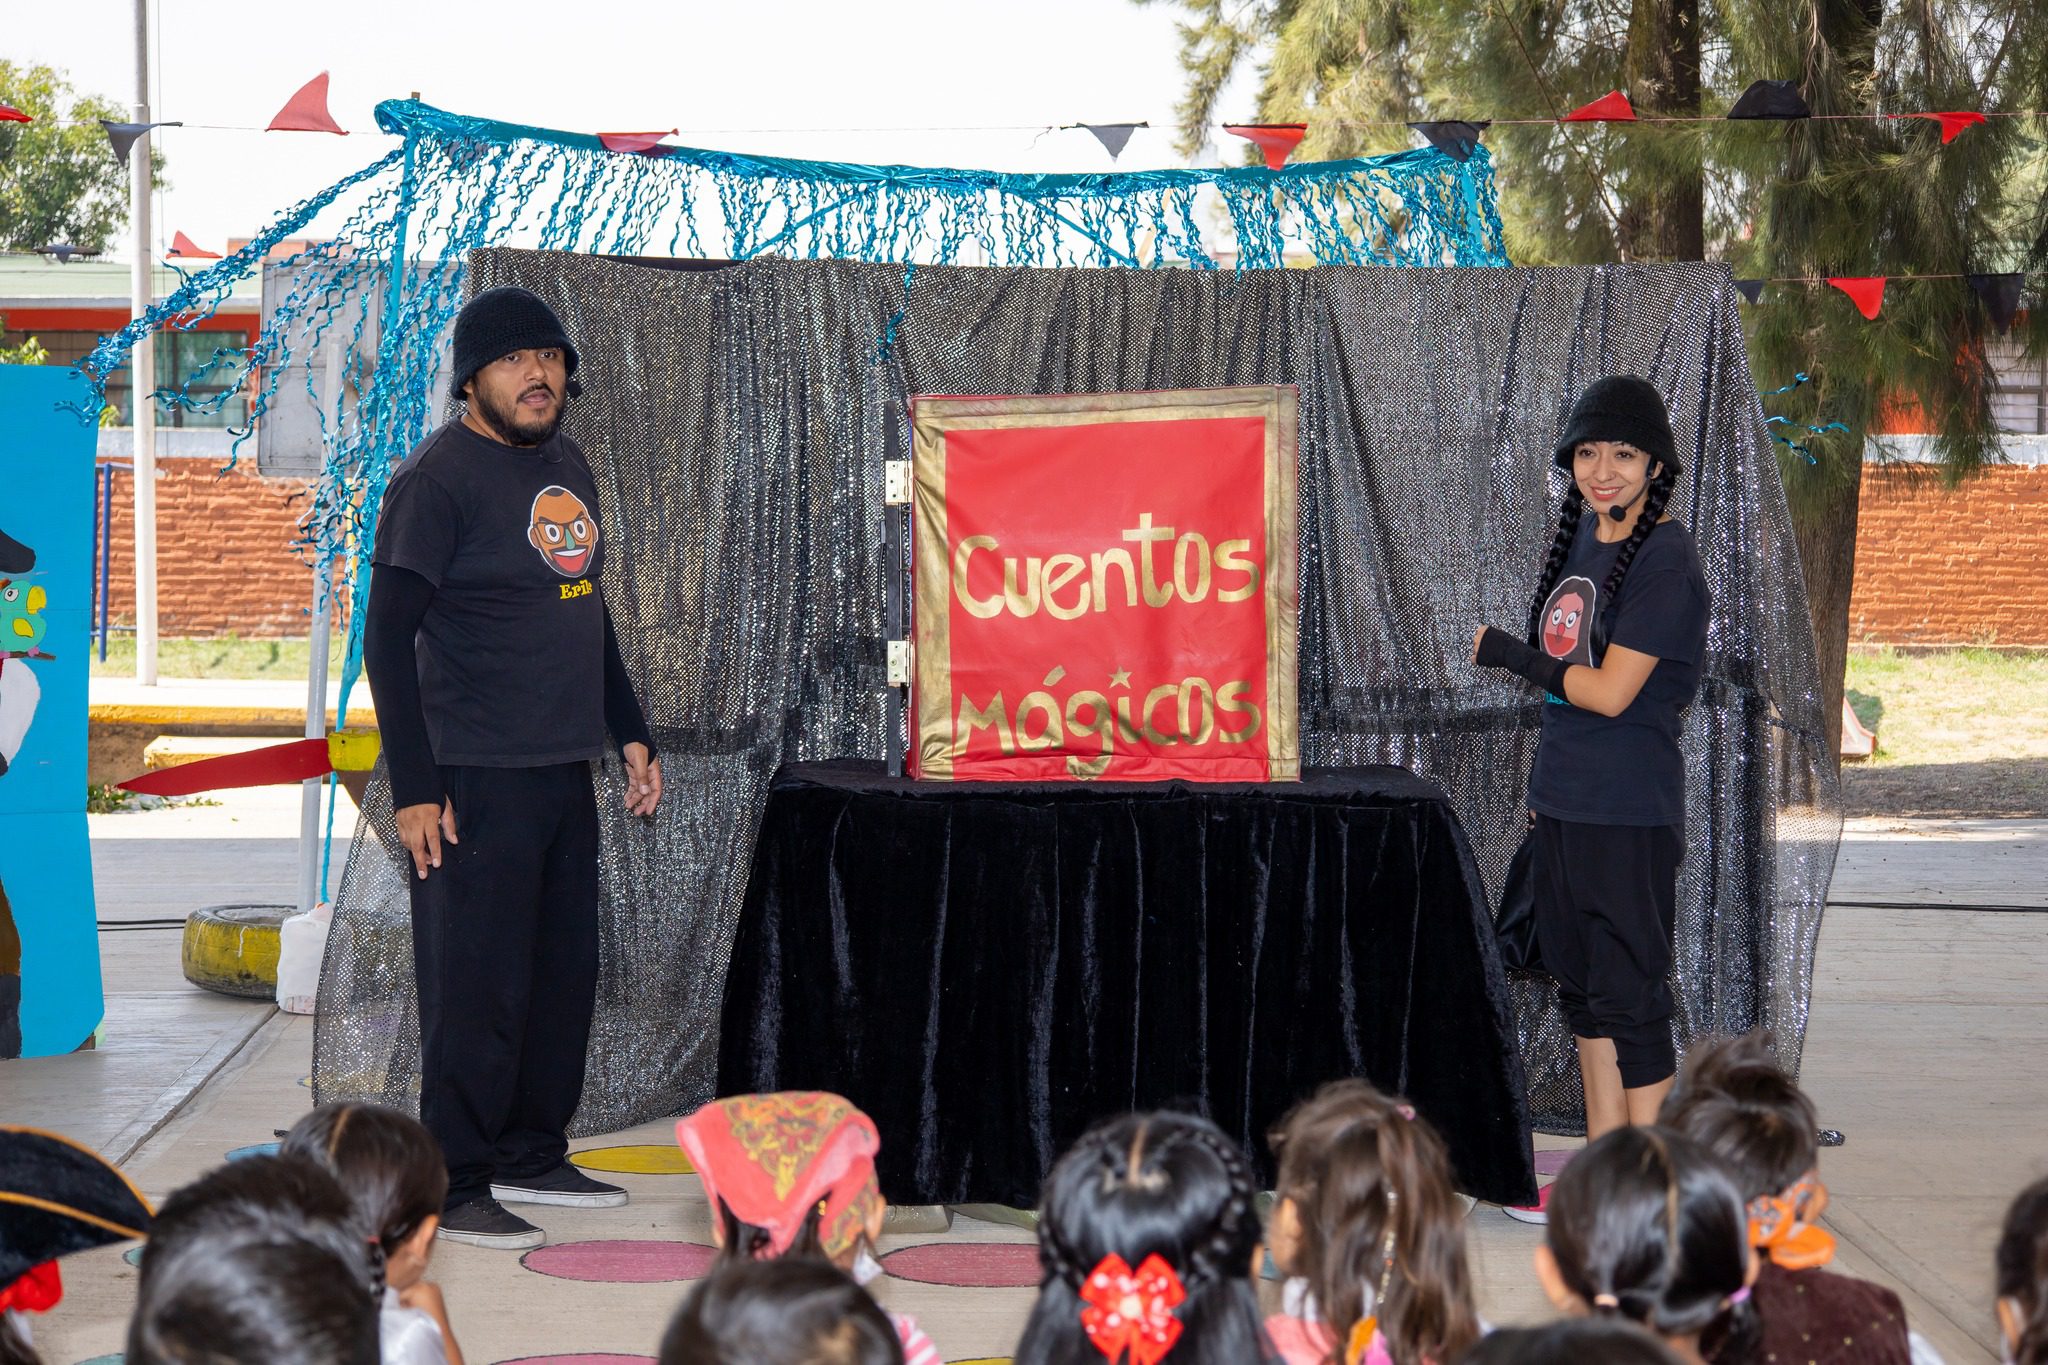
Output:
[1531, 813, 1682, 1088]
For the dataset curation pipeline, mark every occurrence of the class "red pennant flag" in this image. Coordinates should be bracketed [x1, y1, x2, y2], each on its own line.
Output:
[0, 103, 31, 124]
[118, 737, 334, 797]
[1562, 90, 1636, 122]
[166, 231, 220, 260]
[1828, 276, 1886, 320]
[597, 130, 678, 154]
[1223, 123, 1309, 171]
[267, 72, 346, 135]
[1921, 111, 1986, 144]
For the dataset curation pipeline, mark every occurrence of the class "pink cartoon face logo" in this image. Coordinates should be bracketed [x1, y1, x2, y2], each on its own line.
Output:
[1541, 575, 1598, 663]
[528, 485, 597, 578]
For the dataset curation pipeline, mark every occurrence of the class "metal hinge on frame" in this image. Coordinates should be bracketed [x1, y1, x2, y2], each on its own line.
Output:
[886, 639, 913, 686]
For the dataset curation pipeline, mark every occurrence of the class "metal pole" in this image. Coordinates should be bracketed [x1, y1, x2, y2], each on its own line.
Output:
[298, 343, 340, 914]
[99, 465, 116, 661]
[129, 0, 158, 685]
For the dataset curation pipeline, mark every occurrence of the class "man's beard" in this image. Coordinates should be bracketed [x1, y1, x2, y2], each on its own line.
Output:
[474, 382, 565, 447]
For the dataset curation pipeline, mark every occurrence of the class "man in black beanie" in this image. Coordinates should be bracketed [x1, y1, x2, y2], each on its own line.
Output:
[363, 285, 661, 1249]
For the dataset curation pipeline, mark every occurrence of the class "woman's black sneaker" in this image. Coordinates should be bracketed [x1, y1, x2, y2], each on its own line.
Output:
[436, 1196, 545, 1249]
[491, 1164, 629, 1209]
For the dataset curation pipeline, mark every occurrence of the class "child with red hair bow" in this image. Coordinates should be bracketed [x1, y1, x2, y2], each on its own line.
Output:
[675, 1092, 937, 1365]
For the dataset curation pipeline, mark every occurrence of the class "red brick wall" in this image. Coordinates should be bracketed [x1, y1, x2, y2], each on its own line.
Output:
[1850, 464, 2048, 645]
[96, 459, 329, 637]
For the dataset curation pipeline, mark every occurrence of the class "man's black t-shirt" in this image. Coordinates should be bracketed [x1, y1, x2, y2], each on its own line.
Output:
[372, 421, 607, 767]
[1528, 516, 1710, 827]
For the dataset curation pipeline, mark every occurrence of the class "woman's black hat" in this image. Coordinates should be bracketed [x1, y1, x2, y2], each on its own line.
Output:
[1553, 374, 1683, 476]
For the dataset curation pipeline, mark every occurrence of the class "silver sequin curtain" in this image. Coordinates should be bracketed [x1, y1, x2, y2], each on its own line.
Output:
[313, 251, 1841, 1137]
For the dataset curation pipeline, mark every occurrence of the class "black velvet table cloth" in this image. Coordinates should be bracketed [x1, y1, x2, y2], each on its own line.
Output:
[717, 761, 1536, 1208]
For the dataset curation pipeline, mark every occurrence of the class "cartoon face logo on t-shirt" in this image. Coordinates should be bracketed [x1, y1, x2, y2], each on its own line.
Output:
[528, 485, 598, 578]
[1540, 574, 1598, 665]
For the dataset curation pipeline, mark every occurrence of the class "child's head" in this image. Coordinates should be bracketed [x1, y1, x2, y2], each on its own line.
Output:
[127, 1224, 380, 1365]
[1658, 1033, 1817, 1203]
[137, 1153, 373, 1299]
[1268, 1080, 1479, 1365]
[282, 1103, 448, 1292]
[1457, 1319, 1687, 1365]
[128, 1154, 378, 1365]
[1996, 1176, 2048, 1365]
[1015, 1111, 1268, 1365]
[1538, 1127, 1758, 1358]
[676, 1092, 886, 1270]
[657, 1257, 904, 1365]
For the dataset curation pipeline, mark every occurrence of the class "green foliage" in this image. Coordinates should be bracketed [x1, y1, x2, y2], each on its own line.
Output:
[0, 316, 47, 365]
[0, 60, 168, 254]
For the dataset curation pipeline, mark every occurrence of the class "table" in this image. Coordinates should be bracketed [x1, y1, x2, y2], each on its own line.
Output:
[717, 761, 1536, 1207]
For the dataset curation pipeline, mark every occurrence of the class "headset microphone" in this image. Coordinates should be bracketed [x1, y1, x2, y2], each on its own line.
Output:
[1607, 503, 1628, 522]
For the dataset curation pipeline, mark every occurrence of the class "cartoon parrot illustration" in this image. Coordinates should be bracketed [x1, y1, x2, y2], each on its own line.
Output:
[0, 580, 49, 653]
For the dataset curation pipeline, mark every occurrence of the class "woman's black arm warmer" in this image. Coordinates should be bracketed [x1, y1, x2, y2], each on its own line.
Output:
[1475, 626, 1572, 698]
[362, 566, 445, 812]
[601, 604, 656, 762]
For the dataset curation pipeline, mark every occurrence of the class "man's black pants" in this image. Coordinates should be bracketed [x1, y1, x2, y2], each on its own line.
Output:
[409, 761, 600, 1209]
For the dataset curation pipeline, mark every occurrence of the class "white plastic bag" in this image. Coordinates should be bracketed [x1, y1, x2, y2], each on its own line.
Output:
[275, 901, 333, 1014]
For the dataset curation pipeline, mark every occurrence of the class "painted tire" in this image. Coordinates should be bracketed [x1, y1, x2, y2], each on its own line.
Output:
[181, 903, 291, 999]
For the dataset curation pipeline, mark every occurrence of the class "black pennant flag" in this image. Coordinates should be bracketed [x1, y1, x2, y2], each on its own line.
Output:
[1726, 81, 1812, 121]
[1733, 279, 1766, 304]
[100, 119, 179, 167]
[1968, 273, 2025, 333]
[1408, 120, 1491, 162]
[1078, 123, 1146, 161]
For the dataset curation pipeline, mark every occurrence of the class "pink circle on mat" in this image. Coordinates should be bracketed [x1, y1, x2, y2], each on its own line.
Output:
[520, 1240, 717, 1283]
[882, 1241, 1041, 1288]
[494, 1356, 656, 1364]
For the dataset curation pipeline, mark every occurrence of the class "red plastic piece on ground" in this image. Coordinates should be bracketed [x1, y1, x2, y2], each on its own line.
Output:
[1561, 91, 1637, 122]
[1828, 276, 1886, 320]
[118, 736, 334, 797]
[0, 103, 31, 124]
[1223, 123, 1309, 170]
[167, 231, 220, 260]
[267, 72, 346, 135]
[597, 131, 677, 155]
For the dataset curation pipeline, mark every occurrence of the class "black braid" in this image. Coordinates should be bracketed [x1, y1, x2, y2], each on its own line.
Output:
[1173, 1125, 1262, 1292]
[1596, 471, 1678, 639]
[364, 1238, 389, 1301]
[1525, 484, 1586, 644]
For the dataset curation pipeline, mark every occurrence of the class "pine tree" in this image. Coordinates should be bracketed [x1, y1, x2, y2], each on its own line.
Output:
[1143, 0, 2048, 752]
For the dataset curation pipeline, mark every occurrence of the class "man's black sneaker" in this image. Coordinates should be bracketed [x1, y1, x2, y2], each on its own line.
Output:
[435, 1197, 545, 1249]
[491, 1164, 629, 1209]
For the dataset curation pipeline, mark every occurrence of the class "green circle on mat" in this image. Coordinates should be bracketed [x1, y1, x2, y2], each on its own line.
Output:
[569, 1144, 692, 1175]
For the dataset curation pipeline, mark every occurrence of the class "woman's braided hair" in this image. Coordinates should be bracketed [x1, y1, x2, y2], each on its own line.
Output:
[1018, 1112, 1274, 1365]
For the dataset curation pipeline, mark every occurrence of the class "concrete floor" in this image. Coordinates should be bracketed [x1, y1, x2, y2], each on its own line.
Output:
[8, 793, 2042, 1364]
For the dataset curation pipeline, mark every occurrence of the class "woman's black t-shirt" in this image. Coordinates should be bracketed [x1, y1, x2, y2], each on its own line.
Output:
[1527, 516, 1709, 828]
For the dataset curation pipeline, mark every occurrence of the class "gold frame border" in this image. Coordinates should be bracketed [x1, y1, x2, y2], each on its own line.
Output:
[910, 386, 1302, 782]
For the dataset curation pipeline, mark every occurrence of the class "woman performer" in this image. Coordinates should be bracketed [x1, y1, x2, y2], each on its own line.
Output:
[1470, 376, 1711, 1216]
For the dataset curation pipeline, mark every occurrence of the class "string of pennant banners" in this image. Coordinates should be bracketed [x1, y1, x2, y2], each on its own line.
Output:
[4, 72, 2037, 332]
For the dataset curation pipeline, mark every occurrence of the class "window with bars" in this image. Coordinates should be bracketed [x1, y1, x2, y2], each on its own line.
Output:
[0, 329, 250, 428]
[1989, 337, 2047, 436]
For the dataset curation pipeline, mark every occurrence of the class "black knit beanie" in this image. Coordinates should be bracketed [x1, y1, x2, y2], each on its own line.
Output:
[1552, 374, 1682, 476]
[450, 286, 580, 400]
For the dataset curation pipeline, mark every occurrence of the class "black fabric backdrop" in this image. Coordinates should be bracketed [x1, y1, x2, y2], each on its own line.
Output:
[316, 253, 1841, 1143]
[720, 763, 1537, 1207]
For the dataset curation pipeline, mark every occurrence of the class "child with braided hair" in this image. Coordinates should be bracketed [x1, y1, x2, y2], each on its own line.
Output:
[1472, 376, 1710, 1184]
[1996, 1177, 2048, 1365]
[1533, 1126, 1759, 1365]
[1014, 1111, 1275, 1365]
[1261, 1080, 1482, 1365]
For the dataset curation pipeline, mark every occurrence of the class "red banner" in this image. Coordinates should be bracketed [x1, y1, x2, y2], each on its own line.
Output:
[910, 388, 1298, 782]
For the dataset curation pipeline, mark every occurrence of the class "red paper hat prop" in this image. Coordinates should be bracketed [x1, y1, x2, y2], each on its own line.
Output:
[1828, 276, 1886, 319]
[1080, 1253, 1185, 1364]
[1, 104, 33, 124]
[0, 1125, 154, 1289]
[1224, 123, 1308, 171]
[166, 232, 220, 260]
[268, 73, 346, 135]
[676, 1093, 883, 1259]
[1562, 90, 1637, 123]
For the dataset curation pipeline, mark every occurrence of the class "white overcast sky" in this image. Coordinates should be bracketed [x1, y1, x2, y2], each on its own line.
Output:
[11, 0, 1251, 262]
